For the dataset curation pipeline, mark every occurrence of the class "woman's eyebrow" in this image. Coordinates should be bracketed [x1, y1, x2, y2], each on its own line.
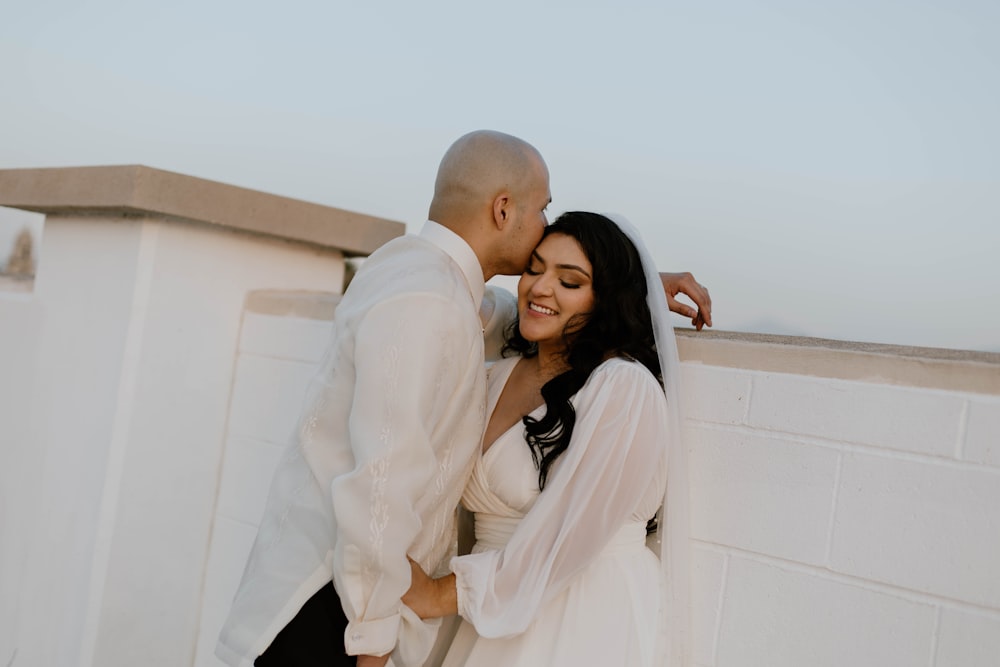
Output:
[556, 262, 591, 279]
[531, 250, 591, 278]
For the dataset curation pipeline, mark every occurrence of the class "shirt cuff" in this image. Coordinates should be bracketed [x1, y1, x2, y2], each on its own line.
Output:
[396, 605, 442, 666]
[344, 614, 400, 657]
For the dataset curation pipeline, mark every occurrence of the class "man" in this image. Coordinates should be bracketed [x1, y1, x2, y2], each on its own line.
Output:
[216, 130, 711, 667]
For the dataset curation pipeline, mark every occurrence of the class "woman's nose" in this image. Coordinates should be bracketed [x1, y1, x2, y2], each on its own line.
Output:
[531, 274, 554, 296]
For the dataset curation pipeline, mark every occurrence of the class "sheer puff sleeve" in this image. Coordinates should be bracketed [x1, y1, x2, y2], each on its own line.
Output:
[450, 358, 669, 638]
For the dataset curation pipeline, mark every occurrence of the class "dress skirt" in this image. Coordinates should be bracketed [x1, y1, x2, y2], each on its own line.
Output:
[440, 523, 661, 667]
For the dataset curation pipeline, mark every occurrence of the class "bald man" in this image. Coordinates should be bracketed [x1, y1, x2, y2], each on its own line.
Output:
[216, 131, 710, 667]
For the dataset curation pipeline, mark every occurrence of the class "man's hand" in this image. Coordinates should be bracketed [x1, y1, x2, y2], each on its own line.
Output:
[357, 653, 391, 667]
[660, 272, 712, 330]
[402, 557, 457, 619]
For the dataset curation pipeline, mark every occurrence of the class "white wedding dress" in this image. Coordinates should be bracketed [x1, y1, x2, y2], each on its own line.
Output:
[438, 355, 669, 667]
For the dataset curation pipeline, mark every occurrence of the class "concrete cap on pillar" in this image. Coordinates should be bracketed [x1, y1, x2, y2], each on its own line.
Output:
[0, 165, 405, 256]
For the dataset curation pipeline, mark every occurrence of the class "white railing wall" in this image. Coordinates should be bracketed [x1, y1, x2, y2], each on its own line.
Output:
[1, 166, 997, 667]
[0, 166, 402, 667]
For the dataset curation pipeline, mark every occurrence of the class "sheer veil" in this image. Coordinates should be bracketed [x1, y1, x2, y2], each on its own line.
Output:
[607, 214, 692, 667]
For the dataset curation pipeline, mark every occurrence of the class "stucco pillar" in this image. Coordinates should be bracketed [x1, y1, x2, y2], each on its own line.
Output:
[0, 166, 403, 667]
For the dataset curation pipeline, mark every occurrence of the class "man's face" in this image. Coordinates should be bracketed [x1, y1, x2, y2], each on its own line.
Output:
[508, 160, 551, 272]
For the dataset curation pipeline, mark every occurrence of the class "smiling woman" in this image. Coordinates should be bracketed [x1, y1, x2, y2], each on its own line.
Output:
[502, 211, 661, 490]
[403, 211, 687, 667]
[517, 233, 595, 349]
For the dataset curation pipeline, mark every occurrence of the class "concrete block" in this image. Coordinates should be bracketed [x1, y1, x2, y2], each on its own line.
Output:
[688, 425, 838, 565]
[831, 452, 1000, 607]
[717, 557, 935, 667]
[963, 398, 1000, 466]
[195, 516, 259, 667]
[239, 311, 334, 364]
[227, 354, 319, 444]
[748, 373, 964, 457]
[935, 608, 1000, 667]
[216, 436, 287, 527]
[201, 516, 258, 617]
[193, 603, 231, 667]
[691, 547, 726, 666]
[680, 364, 751, 425]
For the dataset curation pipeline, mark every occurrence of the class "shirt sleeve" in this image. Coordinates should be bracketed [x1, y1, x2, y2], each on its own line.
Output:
[450, 360, 669, 638]
[331, 293, 473, 657]
[481, 286, 517, 362]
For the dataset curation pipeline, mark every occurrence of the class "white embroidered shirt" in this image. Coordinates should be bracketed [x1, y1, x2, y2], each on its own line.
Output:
[217, 222, 515, 666]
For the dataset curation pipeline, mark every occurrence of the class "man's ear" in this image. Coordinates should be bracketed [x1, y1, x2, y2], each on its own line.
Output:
[492, 193, 511, 230]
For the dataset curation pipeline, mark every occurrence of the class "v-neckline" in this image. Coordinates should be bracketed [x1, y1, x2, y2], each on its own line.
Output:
[481, 357, 545, 457]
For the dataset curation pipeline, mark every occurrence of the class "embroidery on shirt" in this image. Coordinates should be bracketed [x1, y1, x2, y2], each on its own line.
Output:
[425, 334, 485, 562]
[365, 342, 398, 584]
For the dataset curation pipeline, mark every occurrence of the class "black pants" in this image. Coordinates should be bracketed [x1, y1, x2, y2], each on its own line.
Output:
[255, 582, 355, 667]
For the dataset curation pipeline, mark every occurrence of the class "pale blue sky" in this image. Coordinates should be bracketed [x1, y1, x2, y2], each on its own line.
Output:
[2, 0, 997, 351]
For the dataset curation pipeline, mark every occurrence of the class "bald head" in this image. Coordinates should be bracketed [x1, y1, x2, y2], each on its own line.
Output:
[428, 130, 548, 228]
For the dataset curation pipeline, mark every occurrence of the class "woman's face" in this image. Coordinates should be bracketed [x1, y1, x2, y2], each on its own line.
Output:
[517, 232, 595, 347]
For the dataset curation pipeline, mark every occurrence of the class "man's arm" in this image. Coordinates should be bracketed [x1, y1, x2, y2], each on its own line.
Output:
[332, 294, 468, 659]
[483, 272, 713, 341]
[481, 287, 517, 361]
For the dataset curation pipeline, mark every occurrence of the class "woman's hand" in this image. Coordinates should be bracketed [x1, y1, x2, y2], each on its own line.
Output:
[402, 557, 458, 619]
[660, 272, 712, 330]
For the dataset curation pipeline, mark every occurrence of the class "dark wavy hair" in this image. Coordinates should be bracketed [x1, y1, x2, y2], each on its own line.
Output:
[503, 211, 662, 490]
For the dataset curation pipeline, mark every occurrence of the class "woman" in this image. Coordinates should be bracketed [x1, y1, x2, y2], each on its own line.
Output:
[405, 212, 691, 667]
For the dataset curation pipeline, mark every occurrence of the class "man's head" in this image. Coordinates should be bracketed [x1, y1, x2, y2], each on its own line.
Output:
[429, 130, 551, 280]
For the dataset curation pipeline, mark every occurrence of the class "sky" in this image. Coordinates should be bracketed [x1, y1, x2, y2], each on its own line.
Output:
[1, 0, 998, 352]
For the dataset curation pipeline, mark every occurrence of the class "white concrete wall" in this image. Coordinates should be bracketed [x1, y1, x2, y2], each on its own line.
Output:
[683, 364, 1000, 667]
[195, 295, 340, 666]
[0, 215, 344, 667]
[189, 300, 1000, 667]
[4, 208, 997, 666]
[0, 264, 44, 667]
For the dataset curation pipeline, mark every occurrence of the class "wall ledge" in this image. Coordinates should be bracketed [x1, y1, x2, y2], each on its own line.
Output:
[244, 290, 341, 320]
[677, 329, 1000, 395]
[0, 165, 404, 255]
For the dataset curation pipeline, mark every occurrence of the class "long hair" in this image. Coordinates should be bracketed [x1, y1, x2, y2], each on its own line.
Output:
[503, 211, 661, 490]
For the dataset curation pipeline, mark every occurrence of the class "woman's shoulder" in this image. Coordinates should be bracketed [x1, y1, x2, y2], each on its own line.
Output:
[586, 356, 662, 393]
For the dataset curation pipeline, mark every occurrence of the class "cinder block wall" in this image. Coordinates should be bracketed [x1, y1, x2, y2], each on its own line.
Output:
[197, 292, 342, 666]
[0, 165, 406, 667]
[682, 361, 1000, 667]
[198, 302, 1000, 667]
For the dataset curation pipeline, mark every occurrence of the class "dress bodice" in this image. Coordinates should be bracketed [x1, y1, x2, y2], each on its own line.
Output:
[462, 356, 665, 552]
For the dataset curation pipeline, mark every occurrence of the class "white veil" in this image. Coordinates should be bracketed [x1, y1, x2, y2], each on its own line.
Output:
[607, 214, 692, 667]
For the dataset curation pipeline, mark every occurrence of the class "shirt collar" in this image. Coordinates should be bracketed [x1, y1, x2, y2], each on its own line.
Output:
[419, 220, 486, 310]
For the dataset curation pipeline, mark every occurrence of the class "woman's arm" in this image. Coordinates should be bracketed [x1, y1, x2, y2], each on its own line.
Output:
[406, 360, 669, 635]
